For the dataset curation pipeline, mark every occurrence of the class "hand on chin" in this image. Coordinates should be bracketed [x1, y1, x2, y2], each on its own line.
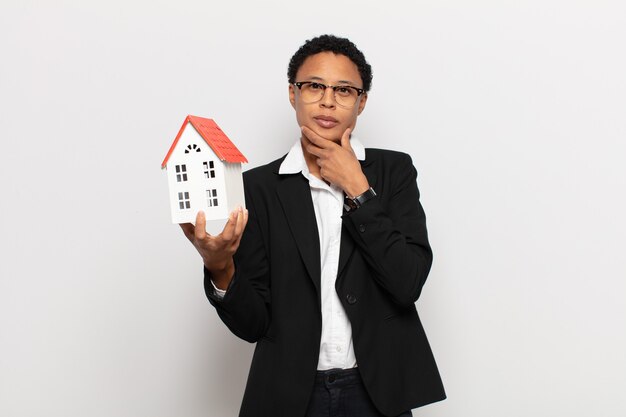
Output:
[303, 123, 342, 143]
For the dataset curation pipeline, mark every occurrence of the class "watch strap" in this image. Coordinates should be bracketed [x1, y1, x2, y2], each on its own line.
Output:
[344, 187, 377, 212]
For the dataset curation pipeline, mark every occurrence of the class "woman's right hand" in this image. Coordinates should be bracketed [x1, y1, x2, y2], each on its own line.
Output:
[179, 207, 248, 290]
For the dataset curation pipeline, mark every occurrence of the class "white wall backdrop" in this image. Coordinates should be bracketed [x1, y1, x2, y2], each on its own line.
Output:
[1, 1, 625, 416]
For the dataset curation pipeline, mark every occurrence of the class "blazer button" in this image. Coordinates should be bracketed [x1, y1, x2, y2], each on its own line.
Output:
[358, 224, 366, 233]
[346, 294, 357, 304]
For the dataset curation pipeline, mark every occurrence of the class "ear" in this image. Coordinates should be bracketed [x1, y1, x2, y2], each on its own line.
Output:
[357, 92, 368, 115]
[289, 84, 296, 109]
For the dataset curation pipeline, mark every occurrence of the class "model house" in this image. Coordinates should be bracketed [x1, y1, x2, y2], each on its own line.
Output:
[161, 115, 247, 234]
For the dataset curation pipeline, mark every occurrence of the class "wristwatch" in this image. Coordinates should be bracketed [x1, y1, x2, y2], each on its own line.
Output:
[343, 187, 377, 213]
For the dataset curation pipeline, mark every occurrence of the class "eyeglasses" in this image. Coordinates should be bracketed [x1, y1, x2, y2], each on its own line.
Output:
[293, 81, 365, 108]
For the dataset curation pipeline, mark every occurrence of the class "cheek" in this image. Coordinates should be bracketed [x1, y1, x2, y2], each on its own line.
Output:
[293, 102, 306, 123]
[296, 107, 309, 126]
[345, 110, 360, 127]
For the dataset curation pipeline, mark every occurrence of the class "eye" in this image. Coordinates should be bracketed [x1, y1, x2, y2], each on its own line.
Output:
[335, 87, 353, 97]
[309, 82, 324, 90]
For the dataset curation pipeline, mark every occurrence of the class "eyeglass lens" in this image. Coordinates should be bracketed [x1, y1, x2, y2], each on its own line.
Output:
[300, 83, 359, 107]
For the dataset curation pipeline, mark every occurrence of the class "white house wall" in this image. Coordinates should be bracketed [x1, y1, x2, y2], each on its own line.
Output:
[223, 163, 246, 213]
[166, 122, 229, 227]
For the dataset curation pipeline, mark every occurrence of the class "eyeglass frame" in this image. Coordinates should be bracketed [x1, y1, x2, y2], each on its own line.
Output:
[292, 81, 366, 108]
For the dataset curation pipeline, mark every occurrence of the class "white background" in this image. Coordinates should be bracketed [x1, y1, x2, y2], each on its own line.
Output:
[1, 1, 625, 416]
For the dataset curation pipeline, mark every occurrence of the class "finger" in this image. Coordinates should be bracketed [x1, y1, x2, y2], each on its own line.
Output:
[220, 208, 239, 241]
[301, 130, 331, 159]
[233, 209, 249, 248]
[180, 223, 195, 242]
[233, 207, 247, 240]
[194, 211, 207, 241]
[305, 142, 325, 158]
[301, 126, 335, 149]
[301, 134, 317, 150]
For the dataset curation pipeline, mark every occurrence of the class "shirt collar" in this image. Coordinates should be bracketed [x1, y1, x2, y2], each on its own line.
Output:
[279, 137, 366, 175]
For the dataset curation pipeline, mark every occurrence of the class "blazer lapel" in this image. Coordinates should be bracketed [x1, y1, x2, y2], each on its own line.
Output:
[276, 173, 322, 297]
[337, 155, 378, 277]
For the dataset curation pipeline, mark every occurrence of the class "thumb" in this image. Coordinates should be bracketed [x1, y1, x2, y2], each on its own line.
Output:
[341, 128, 353, 149]
[195, 210, 207, 240]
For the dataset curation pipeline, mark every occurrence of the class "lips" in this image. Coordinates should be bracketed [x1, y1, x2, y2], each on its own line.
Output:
[313, 115, 339, 129]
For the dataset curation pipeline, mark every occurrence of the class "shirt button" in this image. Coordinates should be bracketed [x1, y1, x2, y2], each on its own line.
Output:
[358, 224, 366, 233]
[336, 346, 342, 352]
[346, 294, 357, 304]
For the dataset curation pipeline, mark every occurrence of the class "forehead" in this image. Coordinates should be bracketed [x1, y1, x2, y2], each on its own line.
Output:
[295, 52, 363, 86]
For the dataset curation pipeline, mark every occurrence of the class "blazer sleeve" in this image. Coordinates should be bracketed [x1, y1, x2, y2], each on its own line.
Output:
[204, 177, 271, 343]
[342, 152, 433, 308]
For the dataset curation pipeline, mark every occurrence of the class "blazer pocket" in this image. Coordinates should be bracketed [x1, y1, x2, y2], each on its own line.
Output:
[383, 307, 417, 321]
[383, 313, 399, 321]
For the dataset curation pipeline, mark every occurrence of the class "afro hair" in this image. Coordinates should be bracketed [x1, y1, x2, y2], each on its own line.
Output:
[287, 34, 373, 92]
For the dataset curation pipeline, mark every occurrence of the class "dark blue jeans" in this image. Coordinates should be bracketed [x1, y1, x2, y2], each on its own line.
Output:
[305, 368, 412, 417]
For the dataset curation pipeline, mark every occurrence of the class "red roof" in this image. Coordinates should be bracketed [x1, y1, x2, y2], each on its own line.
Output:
[161, 115, 248, 168]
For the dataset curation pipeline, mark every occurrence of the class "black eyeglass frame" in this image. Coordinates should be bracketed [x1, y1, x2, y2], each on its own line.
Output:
[292, 81, 365, 107]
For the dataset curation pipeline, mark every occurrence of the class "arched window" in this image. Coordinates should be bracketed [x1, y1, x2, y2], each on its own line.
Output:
[185, 144, 201, 153]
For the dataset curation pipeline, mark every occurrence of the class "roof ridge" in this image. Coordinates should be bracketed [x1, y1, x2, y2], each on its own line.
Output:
[161, 115, 248, 168]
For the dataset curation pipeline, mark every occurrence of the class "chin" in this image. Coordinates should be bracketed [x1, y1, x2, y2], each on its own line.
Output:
[313, 126, 344, 142]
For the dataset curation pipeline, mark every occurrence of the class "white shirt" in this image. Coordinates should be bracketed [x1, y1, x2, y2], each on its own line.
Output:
[213, 137, 366, 370]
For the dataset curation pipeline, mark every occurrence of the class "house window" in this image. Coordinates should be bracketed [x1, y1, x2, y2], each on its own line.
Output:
[178, 192, 191, 209]
[175, 164, 188, 182]
[203, 161, 216, 178]
[185, 144, 201, 153]
[206, 189, 218, 207]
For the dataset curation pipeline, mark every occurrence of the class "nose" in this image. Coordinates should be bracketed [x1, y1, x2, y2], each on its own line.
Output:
[319, 86, 336, 108]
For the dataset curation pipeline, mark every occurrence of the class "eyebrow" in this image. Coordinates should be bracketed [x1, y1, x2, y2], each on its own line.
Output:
[307, 76, 355, 86]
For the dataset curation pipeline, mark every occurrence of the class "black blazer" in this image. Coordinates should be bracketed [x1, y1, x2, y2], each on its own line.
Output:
[205, 148, 445, 417]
